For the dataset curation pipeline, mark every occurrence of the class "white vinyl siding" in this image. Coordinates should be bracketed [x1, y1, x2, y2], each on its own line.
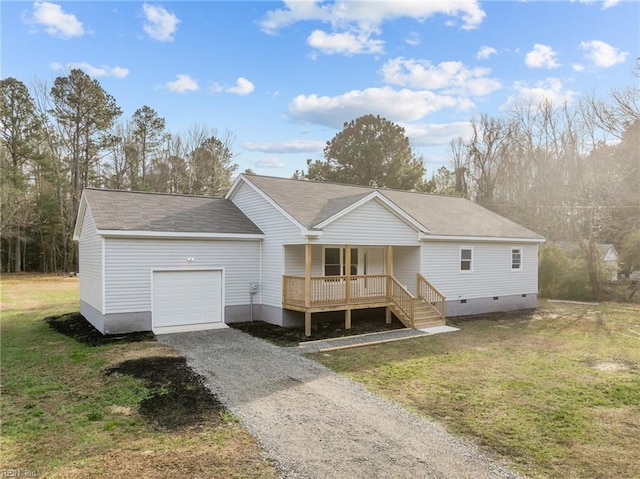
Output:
[422, 242, 538, 300]
[78, 207, 103, 311]
[230, 182, 302, 307]
[103, 238, 259, 314]
[393, 246, 420, 295]
[318, 199, 420, 246]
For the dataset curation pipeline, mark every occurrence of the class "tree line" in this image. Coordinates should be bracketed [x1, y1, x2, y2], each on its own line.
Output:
[2, 65, 639, 278]
[1, 69, 237, 272]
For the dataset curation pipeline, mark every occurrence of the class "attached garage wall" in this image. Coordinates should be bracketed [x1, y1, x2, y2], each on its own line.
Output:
[103, 238, 260, 317]
[78, 207, 103, 312]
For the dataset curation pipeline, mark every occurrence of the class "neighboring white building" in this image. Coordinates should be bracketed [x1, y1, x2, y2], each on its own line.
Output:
[74, 174, 545, 335]
[599, 244, 619, 282]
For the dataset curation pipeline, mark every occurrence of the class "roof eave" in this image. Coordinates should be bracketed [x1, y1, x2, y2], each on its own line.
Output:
[95, 230, 265, 240]
[420, 233, 546, 243]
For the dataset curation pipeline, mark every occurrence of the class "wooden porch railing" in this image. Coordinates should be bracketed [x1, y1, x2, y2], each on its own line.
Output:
[417, 273, 446, 319]
[388, 276, 414, 328]
[283, 274, 388, 307]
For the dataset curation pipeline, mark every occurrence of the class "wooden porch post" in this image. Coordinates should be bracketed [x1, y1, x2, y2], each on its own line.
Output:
[304, 243, 312, 336]
[386, 307, 392, 324]
[385, 245, 393, 300]
[344, 245, 351, 330]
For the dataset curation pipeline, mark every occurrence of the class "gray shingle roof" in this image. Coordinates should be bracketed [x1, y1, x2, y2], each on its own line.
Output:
[244, 175, 543, 240]
[83, 189, 263, 235]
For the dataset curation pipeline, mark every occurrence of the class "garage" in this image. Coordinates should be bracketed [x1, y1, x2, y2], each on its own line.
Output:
[152, 269, 224, 333]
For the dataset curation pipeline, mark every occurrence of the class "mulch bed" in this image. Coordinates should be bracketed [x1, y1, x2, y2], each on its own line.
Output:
[46, 313, 225, 431]
[45, 312, 155, 346]
[231, 308, 405, 346]
[105, 356, 224, 431]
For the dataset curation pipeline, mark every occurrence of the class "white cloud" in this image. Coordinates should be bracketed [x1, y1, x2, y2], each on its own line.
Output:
[572, 63, 585, 72]
[381, 57, 502, 96]
[165, 74, 199, 93]
[243, 139, 325, 154]
[405, 32, 420, 46]
[227, 77, 255, 96]
[259, 1, 485, 57]
[250, 157, 285, 168]
[260, 1, 486, 34]
[476, 45, 497, 60]
[307, 29, 384, 55]
[29, 2, 84, 38]
[503, 78, 578, 109]
[580, 40, 628, 67]
[401, 121, 473, 147]
[142, 3, 179, 42]
[211, 77, 256, 96]
[573, 0, 620, 8]
[288, 87, 460, 128]
[51, 61, 129, 78]
[525, 44, 560, 69]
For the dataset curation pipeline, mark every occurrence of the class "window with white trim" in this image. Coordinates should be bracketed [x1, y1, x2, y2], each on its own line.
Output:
[460, 247, 473, 272]
[324, 247, 358, 276]
[511, 248, 522, 270]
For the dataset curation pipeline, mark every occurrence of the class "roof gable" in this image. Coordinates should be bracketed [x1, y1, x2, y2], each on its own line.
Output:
[314, 191, 426, 233]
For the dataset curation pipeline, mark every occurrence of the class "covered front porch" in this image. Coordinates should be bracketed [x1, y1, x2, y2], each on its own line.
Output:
[282, 244, 446, 336]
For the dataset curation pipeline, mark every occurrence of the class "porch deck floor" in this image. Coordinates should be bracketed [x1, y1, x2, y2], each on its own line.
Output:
[297, 326, 459, 353]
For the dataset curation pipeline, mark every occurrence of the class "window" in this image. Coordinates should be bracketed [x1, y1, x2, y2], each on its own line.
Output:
[324, 247, 341, 276]
[460, 248, 473, 272]
[324, 247, 358, 276]
[511, 248, 522, 270]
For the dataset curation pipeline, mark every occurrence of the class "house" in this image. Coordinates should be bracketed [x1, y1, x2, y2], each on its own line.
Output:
[74, 174, 545, 336]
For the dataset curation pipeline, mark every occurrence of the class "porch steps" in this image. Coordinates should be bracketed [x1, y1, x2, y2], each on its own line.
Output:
[412, 299, 446, 329]
[390, 299, 446, 330]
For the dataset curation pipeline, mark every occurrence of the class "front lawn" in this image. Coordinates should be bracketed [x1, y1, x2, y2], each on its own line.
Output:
[313, 300, 640, 479]
[0, 275, 277, 478]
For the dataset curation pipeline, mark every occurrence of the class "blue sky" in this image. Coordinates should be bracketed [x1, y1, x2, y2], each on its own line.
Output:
[2, 1, 638, 177]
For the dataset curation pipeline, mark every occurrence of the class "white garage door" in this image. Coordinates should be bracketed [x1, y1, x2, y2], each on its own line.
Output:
[152, 270, 223, 333]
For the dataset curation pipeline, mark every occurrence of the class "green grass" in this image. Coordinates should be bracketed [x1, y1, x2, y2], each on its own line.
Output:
[0, 274, 277, 478]
[313, 301, 640, 479]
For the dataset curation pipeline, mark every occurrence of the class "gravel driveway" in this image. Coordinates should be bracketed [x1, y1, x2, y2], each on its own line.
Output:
[159, 328, 522, 479]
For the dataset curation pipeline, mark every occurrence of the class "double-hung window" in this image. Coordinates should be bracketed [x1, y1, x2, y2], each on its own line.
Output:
[511, 248, 522, 271]
[460, 247, 473, 272]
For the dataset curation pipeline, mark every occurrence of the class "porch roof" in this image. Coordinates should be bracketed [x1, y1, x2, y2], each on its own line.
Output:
[242, 174, 544, 240]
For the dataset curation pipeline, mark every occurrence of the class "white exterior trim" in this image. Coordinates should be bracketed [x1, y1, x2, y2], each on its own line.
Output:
[101, 236, 106, 313]
[459, 246, 474, 273]
[314, 191, 428, 233]
[96, 230, 264, 240]
[72, 192, 88, 241]
[421, 234, 545, 243]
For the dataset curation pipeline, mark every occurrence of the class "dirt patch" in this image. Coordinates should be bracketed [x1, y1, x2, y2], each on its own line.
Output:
[46, 312, 155, 346]
[105, 356, 224, 431]
[231, 310, 404, 346]
[584, 359, 636, 372]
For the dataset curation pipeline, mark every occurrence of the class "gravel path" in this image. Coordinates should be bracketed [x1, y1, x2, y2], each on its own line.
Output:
[159, 328, 522, 479]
